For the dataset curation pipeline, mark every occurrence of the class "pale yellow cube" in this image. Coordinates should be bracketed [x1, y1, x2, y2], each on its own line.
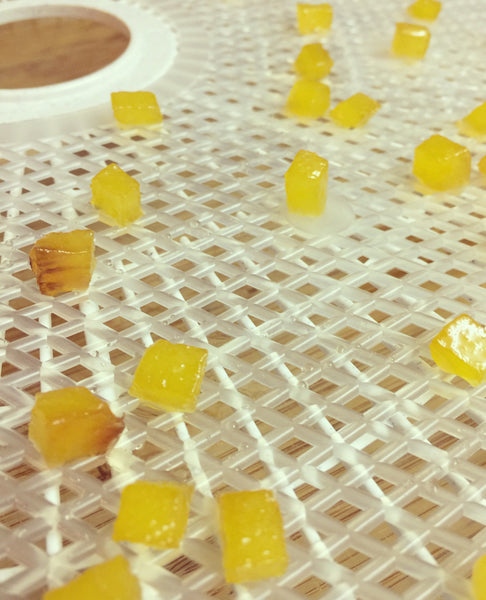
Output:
[113, 481, 193, 549]
[285, 149, 328, 216]
[330, 93, 381, 128]
[91, 163, 142, 226]
[407, 0, 441, 20]
[392, 22, 431, 59]
[287, 80, 330, 118]
[294, 43, 333, 80]
[473, 555, 486, 600]
[413, 134, 470, 191]
[111, 91, 163, 126]
[478, 156, 486, 175]
[457, 102, 486, 139]
[297, 3, 333, 34]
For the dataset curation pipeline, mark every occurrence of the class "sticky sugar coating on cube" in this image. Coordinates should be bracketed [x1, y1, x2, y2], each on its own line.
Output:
[287, 79, 330, 118]
[429, 314, 486, 386]
[111, 91, 163, 126]
[129, 339, 208, 412]
[294, 43, 333, 80]
[392, 22, 431, 59]
[413, 134, 471, 191]
[91, 163, 142, 226]
[218, 489, 288, 584]
[478, 156, 486, 175]
[472, 555, 486, 600]
[407, 0, 441, 20]
[113, 481, 193, 549]
[457, 102, 486, 139]
[29, 230, 95, 297]
[297, 3, 333, 34]
[285, 150, 328, 217]
[330, 93, 381, 128]
[42, 555, 141, 600]
[29, 387, 124, 467]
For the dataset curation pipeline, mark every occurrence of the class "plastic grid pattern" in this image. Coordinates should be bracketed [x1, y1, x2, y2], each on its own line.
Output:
[1, 0, 486, 599]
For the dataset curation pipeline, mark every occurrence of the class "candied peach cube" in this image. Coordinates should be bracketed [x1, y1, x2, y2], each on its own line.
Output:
[285, 150, 328, 216]
[297, 3, 332, 34]
[113, 481, 193, 548]
[430, 314, 486, 386]
[287, 79, 330, 118]
[392, 22, 431, 59]
[479, 156, 486, 175]
[43, 555, 140, 600]
[473, 555, 486, 600]
[294, 43, 333, 80]
[111, 91, 163, 126]
[29, 230, 95, 297]
[330, 93, 381, 128]
[29, 387, 124, 467]
[129, 339, 208, 412]
[457, 102, 486, 139]
[218, 490, 288, 583]
[413, 134, 471, 191]
[407, 0, 441, 20]
[91, 163, 142, 226]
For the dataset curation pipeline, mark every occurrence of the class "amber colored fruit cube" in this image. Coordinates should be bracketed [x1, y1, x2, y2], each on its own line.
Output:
[29, 230, 95, 297]
[457, 102, 486, 139]
[129, 339, 208, 412]
[285, 150, 328, 217]
[407, 0, 441, 20]
[430, 314, 486, 386]
[111, 91, 163, 126]
[113, 481, 193, 548]
[478, 156, 486, 175]
[297, 3, 332, 34]
[91, 163, 142, 226]
[330, 93, 381, 128]
[29, 387, 124, 467]
[392, 22, 431, 59]
[294, 43, 333, 80]
[473, 555, 486, 600]
[413, 134, 470, 191]
[43, 555, 141, 600]
[287, 79, 330, 118]
[218, 490, 288, 584]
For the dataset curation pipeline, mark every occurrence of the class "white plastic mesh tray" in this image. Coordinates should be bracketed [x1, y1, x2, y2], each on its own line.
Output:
[1, 0, 486, 598]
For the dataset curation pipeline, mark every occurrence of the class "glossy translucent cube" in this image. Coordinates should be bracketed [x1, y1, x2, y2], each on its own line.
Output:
[413, 134, 470, 191]
[111, 91, 163, 126]
[43, 555, 140, 600]
[407, 0, 441, 20]
[113, 481, 193, 548]
[473, 555, 486, 600]
[285, 150, 328, 216]
[218, 490, 288, 583]
[457, 102, 486, 138]
[392, 22, 431, 59]
[430, 314, 486, 386]
[287, 79, 330, 118]
[29, 230, 95, 297]
[330, 93, 381, 128]
[129, 339, 208, 412]
[294, 43, 333, 80]
[29, 387, 124, 467]
[479, 156, 486, 175]
[297, 3, 332, 34]
[91, 163, 142, 226]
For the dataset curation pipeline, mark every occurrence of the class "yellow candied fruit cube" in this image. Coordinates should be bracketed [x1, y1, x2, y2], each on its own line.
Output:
[91, 163, 142, 226]
[43, 555, 141, 600]
[285, 150, 328, 216]
[430, 314, 486, 386]
[392, 22, 431, 59]
[473, 555, 486, 600]
[29, 387, 124, 467]
[29, 230, 95, 297]
[478, 156, 486, 175]
[457, 102, 486, 139]
[294, 43, 333, 80]
[129, 339, 208, 412]
[113, 481, 193, 549]
[287, 79, 330, 118]
[330, 93, 381, 128]
[413, 134, 470, 191]
[111, 91, 163, 126]
[407, 0, 441, 20]
[297, 3, 333, 34]
[218, 490, 288, 584]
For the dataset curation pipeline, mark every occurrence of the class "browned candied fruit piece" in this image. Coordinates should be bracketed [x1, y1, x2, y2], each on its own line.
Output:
[29, 230, 95, 296]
